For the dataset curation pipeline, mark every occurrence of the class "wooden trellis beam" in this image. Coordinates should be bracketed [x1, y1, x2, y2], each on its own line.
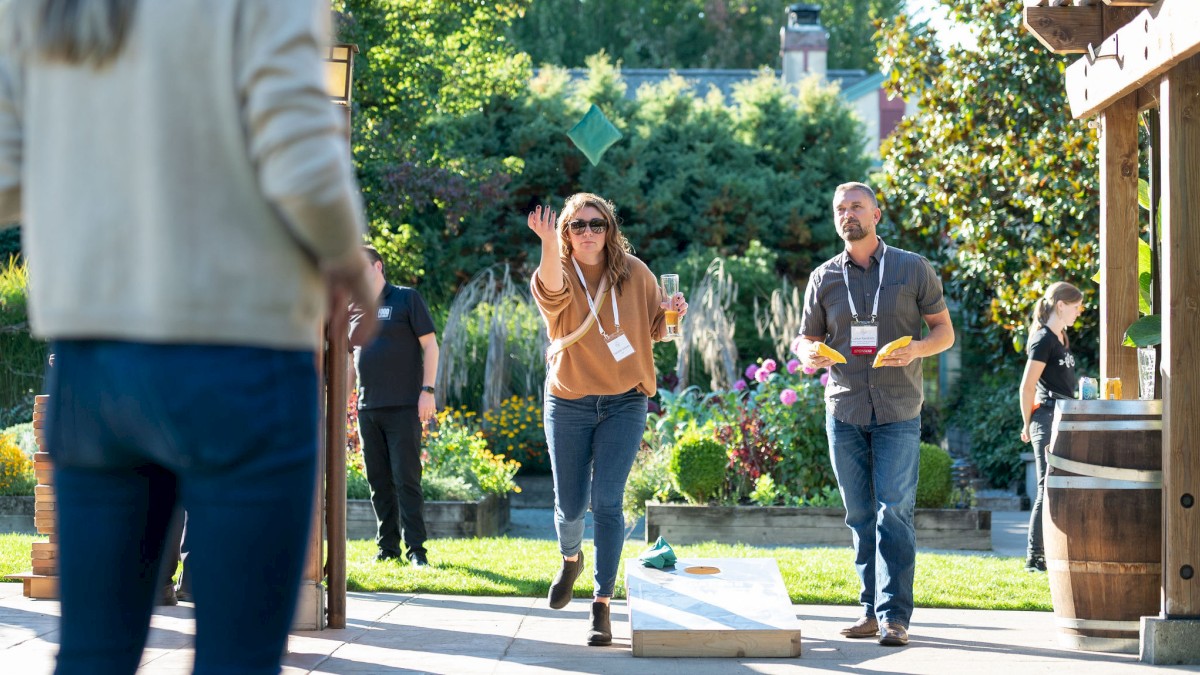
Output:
[1064, 0, 1200, 119]
[1023, 1, 1141, 54]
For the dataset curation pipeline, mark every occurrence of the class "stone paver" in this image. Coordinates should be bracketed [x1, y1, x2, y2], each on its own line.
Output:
[4, 512, 1192, 674]
[5, 583, 1200, 674]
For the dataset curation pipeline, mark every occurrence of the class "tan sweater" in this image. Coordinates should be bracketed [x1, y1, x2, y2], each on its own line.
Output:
[532, 255, 667, 399]
[0, 0, 364, 350]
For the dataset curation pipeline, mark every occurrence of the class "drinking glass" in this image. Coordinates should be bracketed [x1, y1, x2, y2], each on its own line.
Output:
[1138, 346, 1157, 400]
[660, 274, 681, 340]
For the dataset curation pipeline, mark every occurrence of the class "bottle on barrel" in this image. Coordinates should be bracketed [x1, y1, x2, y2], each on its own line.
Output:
[1103, 377, 1122, 400]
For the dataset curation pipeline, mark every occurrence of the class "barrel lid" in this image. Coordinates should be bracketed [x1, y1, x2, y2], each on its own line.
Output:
[1055, 399, 1162, 415]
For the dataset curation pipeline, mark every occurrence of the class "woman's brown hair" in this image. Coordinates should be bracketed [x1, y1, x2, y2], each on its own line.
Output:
[556, 192, 633, 294]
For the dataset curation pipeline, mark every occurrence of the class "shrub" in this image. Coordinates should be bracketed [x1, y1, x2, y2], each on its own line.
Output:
[425, 409, 521, 497]
[0, 432, 35, 496]
[0, 260, 48, 416]
[624, 420, 684, 520]
[916, 442, 953, 508]
[951, 374, 1025, 489]
[668, 426, 727, 504]
[715, 358, 836, 504]
[422, 473, 481, 502]
[346, 455, 371, 500]
[481, 395, 548, 475]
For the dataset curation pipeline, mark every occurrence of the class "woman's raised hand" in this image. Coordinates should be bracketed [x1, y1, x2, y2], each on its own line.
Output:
[527, 205, 557, 242]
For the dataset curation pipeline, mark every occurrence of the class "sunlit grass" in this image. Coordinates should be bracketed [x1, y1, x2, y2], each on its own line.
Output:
[0, 534, 1051, 611]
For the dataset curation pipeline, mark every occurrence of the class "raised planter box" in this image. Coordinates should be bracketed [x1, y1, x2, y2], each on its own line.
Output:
[645, 503, 991, 551]
[0, 495, 36, 534]
[346, 494, 510, 540]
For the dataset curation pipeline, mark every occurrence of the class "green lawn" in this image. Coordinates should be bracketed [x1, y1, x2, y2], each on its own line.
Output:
[1, 534, 1052, 611]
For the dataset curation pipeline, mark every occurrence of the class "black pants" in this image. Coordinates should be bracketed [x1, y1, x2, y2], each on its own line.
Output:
[358, 406, 427, 557]
[1026, 403, 1055, 557]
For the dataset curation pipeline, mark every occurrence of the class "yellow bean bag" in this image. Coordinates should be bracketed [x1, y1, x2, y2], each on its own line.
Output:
[872, 336, 913, 368]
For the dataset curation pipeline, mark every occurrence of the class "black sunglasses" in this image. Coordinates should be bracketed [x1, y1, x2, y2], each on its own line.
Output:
[566, 218, 608, 235]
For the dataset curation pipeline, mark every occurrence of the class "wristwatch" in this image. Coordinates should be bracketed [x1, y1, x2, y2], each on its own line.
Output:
[420, 385, 436, 394]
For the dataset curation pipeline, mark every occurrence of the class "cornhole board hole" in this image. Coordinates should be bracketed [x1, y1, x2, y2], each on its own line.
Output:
[625, 557, 802, 657]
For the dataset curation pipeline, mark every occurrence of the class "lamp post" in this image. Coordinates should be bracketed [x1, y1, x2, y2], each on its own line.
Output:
[301, 41, 359, 633]
[325, 43, 358, 139]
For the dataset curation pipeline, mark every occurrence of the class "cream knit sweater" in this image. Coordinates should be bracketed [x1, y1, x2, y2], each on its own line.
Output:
[0, 0, 365, 350]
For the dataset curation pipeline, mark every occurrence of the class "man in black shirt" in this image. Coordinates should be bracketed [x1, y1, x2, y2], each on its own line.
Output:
[349, 246, 440, 566]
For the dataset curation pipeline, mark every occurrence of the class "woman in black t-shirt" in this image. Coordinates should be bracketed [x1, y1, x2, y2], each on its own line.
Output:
[1018, 282, 1085, 572]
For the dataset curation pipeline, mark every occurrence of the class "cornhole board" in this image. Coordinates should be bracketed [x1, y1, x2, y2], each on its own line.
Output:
[625, 557, 802, 657]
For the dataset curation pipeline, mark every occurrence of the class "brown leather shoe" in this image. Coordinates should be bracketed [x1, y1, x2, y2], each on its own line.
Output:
[840, 616, 879, 638]
[879, 622, 909, 646]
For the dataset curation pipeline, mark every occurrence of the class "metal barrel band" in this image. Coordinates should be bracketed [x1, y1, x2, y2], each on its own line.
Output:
[1046, 453, 1163, 484]
[1054, 617, 1141, 632]
[1046, 559, 1161, 575]
[1057, 634, 1139, 654]
[1045, 476, 1162, 490]
[1054, 420, 1162, 432]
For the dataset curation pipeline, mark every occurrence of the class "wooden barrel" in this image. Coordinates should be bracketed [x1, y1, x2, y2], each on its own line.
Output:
[1044, 399, 1161, 654]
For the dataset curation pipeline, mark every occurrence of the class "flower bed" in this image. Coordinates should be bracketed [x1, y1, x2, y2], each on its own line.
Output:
[644, 502, 992, 550]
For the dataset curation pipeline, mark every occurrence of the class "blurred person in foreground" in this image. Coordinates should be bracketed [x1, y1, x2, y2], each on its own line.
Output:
[0, 1, 376, 673]
[793, 182, 954, 648]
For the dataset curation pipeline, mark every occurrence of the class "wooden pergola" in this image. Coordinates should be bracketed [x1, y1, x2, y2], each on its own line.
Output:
[1024, 0, 1200, 663]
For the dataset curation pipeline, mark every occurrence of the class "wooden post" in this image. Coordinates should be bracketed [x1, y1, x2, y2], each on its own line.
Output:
[324, 306, 349, 629]
[1159, 53, 1200, 618]
[1098, 93, 1140, 393]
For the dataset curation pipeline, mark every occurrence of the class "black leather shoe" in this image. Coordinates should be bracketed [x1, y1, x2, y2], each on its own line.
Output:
[1024, 554, 1047, 572]
[409, 552, 430, 568]
[587, 601, 612, 646]
[375, 550, 401, 562]
[548, 552, 584, 609]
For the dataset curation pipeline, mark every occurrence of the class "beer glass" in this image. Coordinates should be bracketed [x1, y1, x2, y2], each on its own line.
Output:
[661, 274, 681, 340]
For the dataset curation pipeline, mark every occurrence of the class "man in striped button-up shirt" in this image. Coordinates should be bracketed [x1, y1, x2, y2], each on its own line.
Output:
[793, 182, 955, 648]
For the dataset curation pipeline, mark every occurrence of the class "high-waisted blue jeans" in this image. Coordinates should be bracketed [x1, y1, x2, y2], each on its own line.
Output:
[827, 412, 921, 628]
[544, 389, 646, 598]
[46, 340, 318, 675]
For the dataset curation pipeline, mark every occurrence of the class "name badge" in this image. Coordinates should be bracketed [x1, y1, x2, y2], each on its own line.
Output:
[606, 332, 635, 362]
[377, 307, 392, 320]
[850, 321, 878, 355]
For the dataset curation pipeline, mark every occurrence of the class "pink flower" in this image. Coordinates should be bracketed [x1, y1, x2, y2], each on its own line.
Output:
[787, 359, 801, 375]
[802, 365, 817, 375]
[780, 388, 799, 406]
[762, 358, 777, 373]
[755, 368, 771, 384]
[744, 364, 759, 379]
[733, 380, 747, 391]
[820, 372, 830, 386]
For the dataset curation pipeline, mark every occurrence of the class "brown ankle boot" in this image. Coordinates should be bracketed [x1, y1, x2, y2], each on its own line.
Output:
[587, 601, 612, 646]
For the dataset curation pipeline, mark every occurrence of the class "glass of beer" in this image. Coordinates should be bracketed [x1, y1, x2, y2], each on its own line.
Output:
[661, 274, 681, 340]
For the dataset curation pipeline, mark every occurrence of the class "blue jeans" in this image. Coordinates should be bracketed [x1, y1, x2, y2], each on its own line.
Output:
[46, 340, 318, 675]
[544, 389, 646, 598]
[826, 412, 920, 627]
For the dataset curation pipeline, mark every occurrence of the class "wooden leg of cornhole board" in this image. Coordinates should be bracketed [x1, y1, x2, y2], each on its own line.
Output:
[625, 557, 802, 657]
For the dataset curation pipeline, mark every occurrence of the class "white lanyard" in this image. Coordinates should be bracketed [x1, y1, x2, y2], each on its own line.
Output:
[841, 240, 887, 323]
[572, 258, 619, 338]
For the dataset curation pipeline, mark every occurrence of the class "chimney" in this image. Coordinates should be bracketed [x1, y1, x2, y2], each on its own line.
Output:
[780, 3, 828, 85]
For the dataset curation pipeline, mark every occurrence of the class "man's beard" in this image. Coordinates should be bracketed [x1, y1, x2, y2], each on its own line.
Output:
[841, 220, 867, 242]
